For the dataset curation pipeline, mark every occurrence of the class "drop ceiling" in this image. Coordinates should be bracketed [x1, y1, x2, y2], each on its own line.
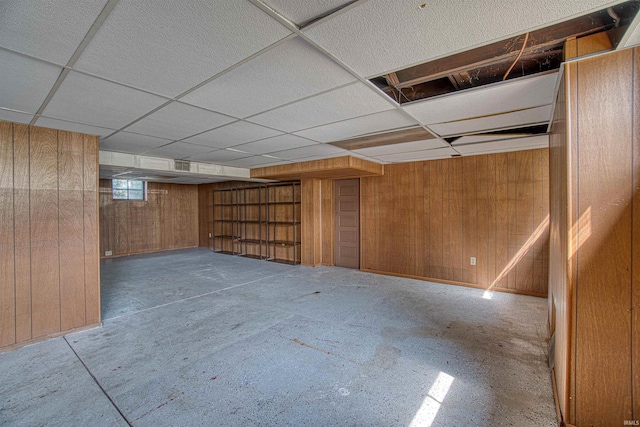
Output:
[1, 0, 639, 182]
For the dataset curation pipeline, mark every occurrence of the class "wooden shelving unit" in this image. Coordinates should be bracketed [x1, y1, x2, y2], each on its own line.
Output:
[212, 182, 300, 265]
[212, 188, 239, 255]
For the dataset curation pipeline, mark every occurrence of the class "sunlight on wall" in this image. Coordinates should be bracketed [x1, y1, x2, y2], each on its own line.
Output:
[569, 206, 591, 258]
[409, 372, 455, 427]
[485, 214, 550, 293]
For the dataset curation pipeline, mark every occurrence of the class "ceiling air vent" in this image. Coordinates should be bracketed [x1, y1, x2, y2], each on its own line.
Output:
[174, 160, 191, 172]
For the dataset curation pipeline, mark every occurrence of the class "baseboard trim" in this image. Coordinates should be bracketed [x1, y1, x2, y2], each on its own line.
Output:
[101, 246, 199, 259]
[360, 268, 547, 298]
[0, 323, 102, 354]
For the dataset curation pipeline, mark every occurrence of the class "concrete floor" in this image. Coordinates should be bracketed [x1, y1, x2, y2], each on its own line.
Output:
[0, 248, 556, 426]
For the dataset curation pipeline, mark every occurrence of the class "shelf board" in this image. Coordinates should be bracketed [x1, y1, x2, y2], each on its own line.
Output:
[267, 221, 301, 225]
[214, 235, 238, 239]
[267, 201, 301, 205]
[213, 203, 237, 206]
[237, 202, 265, 206]
[239, 239, 263, 244]
[267, 258, 299, 265]
[215, 250, 236, 255]
[239, 254, 264, 260]
[270, 240, 300, 246]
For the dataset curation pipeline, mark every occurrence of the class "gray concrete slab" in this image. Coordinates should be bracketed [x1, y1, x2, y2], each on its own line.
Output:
[0, 337, 128, 426]
[1, 248, 556, 426]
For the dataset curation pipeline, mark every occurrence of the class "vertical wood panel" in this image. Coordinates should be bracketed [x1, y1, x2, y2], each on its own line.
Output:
[515, 150, 534, 293]
[30, 127, 60, 338]
[321, 179, 334, 266]
[0, 121, 100, 350]
[420, 162, 431, 278]
[462, 157, 477, 284]
[0, 121, 15, 346]
[448, 159, 463, 282]
[476, 155, 489, 287]
[633, 46, 640, 421]
[506, 152, 518, 289]
[13, 124, 31, 342]
[301, 179, 321, 266]
[486, 154, 497, 286]
[430, 160, 445, 280]
[495, 153, 509, 289]
[58, 131, 85, 330]
[83, 136, 100, 325]
[575, 49, 633, 425]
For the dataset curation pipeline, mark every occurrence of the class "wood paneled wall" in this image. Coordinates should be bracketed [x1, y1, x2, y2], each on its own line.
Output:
[0, 121, 100, 350]
[360, 149, 549, 296]
[549, 46, 640, 426]
[100, 180, 198, 257]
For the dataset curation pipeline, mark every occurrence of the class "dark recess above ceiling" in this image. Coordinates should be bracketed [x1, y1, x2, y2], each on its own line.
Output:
[371, 0, 640, 104]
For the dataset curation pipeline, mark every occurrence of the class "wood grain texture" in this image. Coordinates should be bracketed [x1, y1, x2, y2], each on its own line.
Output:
[58, 131, 85, 330]
[29, 126, 60, 338]
[0, 121, 15, 347]
[360, 149, 549, 295]
[100, 181, 199, 257]
[83, 135, 100, 325]
[0, 121, 100, 351]
[251, 156, 383, 180]
[462, 157, 477, 285]
[13, 124, 31, 343]
[574, 49, 633, 426]
[301, 179, 322, 266]
[633, 46, 640, 422]
[549, 46, 640, 426]
[321, 179, 334, 266]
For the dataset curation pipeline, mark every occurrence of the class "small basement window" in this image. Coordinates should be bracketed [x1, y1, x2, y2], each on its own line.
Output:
[112, 179, 145, 201]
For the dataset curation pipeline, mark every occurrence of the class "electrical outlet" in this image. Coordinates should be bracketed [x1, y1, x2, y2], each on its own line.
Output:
[470, 257, 476, 266]
[105, 250, 113, 256]
[209, 232, 212, 238]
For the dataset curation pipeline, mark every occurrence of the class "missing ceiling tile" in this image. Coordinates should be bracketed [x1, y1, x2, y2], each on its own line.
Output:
[371, 0, 640, 104]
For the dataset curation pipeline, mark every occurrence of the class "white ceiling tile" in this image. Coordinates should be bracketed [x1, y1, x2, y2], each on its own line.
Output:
[0, 110, 33, 124]
[35, 117, 116, 137]
[0, 0, 108, 65]
[141, 141, 214, 159]
[294, 109, 419, 142]
[374, 147, 458, 163]
[623, 20, 640, 48]
[42, 71, 167, 130]
[353, 139, 448, 156]
[125, 102, 235, 140]
[181, 37, 356, 118]
[0, 50, 62, 113]
[184, 120, 283, 149]
[186, 149, 252, 163]
[232, 134, 317, 155]
[263, 0, 353, 25]
[455, 135, 549, 155]
[73, 0, 291, 97]
[451, 134, 530, 146]
[100, 132, 173, 155]
[304, 0, 618, 77]
[267, 143, 347, 160]
[404, 73, 558, 125]
[428, 105, 553, 136]
[221, 156, 292, 168]
[248, 82, 393, 132]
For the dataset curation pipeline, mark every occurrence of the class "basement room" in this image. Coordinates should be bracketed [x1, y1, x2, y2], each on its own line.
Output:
[1, 1, 639, 426]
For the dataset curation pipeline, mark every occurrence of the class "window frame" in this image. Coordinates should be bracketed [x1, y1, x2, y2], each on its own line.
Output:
[112, 179, 146, 201]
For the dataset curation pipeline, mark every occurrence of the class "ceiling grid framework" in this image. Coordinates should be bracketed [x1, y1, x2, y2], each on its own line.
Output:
[1, 0, 639, 181]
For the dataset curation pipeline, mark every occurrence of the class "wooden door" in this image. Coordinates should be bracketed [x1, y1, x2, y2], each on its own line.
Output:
[334, 179, 360, 269]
